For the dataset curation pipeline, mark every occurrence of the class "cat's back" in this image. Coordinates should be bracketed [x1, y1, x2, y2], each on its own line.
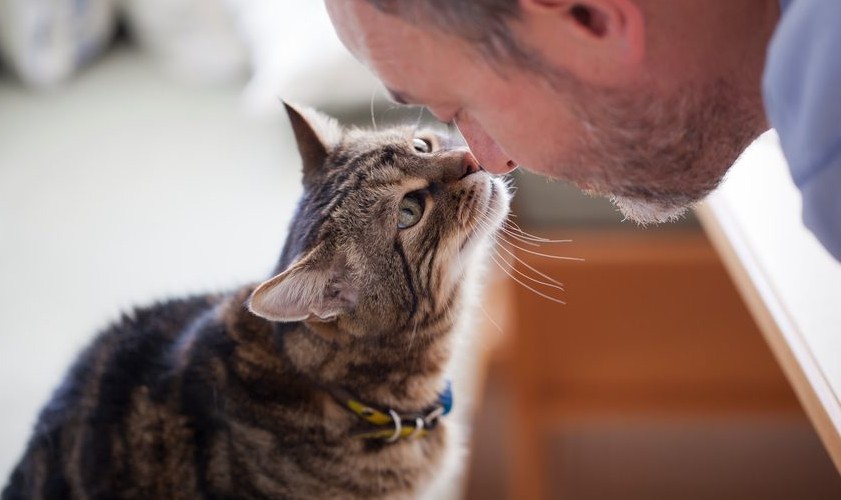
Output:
[2, 294, 218, 500]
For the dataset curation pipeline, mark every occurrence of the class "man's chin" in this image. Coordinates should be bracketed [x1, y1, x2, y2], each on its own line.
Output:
[610, 194, 692, 225]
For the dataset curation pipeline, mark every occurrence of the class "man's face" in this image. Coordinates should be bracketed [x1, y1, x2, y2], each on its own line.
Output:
[326, 0, 764, 223]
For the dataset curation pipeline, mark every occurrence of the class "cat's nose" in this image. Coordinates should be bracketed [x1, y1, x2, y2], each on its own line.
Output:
[461, 152, 481, 178]
[441, 150, 483, 183]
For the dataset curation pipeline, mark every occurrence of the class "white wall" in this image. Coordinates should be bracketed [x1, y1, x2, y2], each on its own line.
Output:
[0, 47, 304, 479]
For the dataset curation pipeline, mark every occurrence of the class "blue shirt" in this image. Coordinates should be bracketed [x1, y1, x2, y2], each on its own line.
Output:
[763, 0, 841, 261]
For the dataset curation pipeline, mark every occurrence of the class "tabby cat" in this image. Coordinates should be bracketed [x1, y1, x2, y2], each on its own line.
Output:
[2, 104, 510, 499]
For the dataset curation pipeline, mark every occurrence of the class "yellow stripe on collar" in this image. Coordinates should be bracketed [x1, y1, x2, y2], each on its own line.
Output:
[354, 426, 430, 440]
[345, 398, 393, 426]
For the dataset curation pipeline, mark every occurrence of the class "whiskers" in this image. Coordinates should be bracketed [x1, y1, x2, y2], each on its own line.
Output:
[475, 209, 582, 306]
[455, 226, 504, 336]
[369, 87, 378, 131]
[369, 86, 426, 131]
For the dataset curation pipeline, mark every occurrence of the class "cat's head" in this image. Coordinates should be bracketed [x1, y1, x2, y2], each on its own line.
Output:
[248, 104, 510, 339]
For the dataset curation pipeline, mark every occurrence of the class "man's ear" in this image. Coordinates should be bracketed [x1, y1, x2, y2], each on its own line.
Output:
[248, 245, 357, 323]
[518, 0, 645, 76]
[283, 102, 344, 187]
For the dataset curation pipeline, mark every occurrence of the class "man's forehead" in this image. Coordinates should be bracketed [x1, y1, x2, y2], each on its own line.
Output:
[326, 0, 421, 70]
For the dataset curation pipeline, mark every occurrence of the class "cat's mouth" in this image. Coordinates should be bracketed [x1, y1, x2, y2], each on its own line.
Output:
[458, 175, 510, 252]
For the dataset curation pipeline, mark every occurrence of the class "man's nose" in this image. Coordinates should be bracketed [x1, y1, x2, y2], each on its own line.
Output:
[455, 114, 517, 175]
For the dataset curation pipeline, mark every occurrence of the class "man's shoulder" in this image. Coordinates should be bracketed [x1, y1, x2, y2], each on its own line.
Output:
[763, 0, 841, 261]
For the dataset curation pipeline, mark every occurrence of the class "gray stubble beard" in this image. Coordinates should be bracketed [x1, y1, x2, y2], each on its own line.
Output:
[559, 77, 766, 224]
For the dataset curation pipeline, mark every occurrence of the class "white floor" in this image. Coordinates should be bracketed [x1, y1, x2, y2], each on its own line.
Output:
[0, 48, 305, 479]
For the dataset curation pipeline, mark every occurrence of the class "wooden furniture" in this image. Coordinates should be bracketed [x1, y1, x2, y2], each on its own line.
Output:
[697, 132, 841, 471]
[499, 229, 806, 498]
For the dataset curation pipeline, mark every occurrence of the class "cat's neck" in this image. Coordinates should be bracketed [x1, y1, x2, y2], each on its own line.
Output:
[280, 321, 453, 412]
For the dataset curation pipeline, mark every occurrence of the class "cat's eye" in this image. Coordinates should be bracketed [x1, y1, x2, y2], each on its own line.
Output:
[398, 192, 425, 229]
[412, 137, 432, 153]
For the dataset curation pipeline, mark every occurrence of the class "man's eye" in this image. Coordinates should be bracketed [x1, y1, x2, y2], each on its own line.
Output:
[412, 137, 432, 153]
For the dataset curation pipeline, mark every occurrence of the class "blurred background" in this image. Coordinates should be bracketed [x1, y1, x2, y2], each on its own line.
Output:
[0, 1, 839, 498]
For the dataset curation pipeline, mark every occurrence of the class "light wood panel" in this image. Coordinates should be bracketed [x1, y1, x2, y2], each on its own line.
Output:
[695, 133, 841, 472]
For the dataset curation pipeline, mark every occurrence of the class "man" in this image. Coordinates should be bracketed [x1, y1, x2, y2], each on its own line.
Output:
[325, 0, 841, 261]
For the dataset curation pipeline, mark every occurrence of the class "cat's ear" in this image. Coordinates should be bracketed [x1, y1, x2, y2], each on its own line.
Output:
[247, 246, 357, 323]
[284, 102, 343, 185]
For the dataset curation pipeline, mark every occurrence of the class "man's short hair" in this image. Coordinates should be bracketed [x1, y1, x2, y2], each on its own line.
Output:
[363, 0, 540, 69]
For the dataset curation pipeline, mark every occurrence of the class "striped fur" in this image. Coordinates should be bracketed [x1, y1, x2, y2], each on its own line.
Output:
[2, 105, 510, 499]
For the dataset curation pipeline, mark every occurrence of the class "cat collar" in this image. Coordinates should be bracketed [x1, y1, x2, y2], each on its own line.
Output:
[329, 380, 453, 443]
